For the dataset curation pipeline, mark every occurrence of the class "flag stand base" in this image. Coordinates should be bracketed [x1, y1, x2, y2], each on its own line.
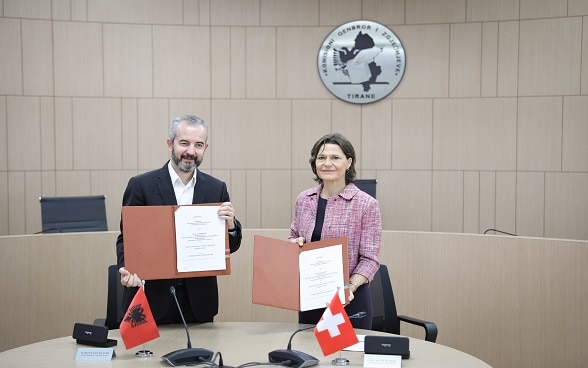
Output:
[331, 357, 350, 366]
[135, 350, 154, 358]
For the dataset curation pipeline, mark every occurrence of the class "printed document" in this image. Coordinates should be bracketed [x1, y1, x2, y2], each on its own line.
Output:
[299, 244, 345, 311]
[174, 205, 226, 272]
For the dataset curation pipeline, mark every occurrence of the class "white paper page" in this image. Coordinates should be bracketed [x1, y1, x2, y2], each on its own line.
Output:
[364, 354, 401, 368]
[75, 348, 115, 361]
[299, 244, 345, 311]
[174, 205, 226, 272]
[343, 334, 365, 352]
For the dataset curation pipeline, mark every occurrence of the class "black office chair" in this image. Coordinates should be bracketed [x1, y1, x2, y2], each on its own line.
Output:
[371, 264, 438, 342]
[94, 264, 124, 329]
[39, 195, 108, 233]
[354, 179, 377, 198]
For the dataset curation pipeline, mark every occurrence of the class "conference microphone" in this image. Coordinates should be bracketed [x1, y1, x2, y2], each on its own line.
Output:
[161, 286, 214, 367]
[268, 325, 319, 368]
[268, 311, 366, 368]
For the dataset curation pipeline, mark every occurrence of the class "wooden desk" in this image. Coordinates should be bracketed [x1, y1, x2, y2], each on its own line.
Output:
[3, 231, 586, 366]
[0, 322, 490, 367]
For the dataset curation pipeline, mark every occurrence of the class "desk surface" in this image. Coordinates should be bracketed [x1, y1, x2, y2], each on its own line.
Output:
[0, 322, 490, 368]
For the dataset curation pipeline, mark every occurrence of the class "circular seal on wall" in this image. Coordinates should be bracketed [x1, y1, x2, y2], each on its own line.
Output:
[317, 20, 406, 104]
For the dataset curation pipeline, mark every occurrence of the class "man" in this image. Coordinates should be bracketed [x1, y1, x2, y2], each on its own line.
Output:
[116, 114, 242, 325]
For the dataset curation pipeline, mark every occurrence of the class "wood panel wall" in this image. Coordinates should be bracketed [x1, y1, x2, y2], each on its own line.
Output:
[1, 0, 588, 241]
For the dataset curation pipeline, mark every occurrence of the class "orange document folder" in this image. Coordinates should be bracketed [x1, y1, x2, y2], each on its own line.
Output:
[252, 235, 349, 311]
[122, 204, 230, 280]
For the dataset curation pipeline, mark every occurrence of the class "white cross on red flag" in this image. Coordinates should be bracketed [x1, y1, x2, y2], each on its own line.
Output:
[313, 291, 359, 356]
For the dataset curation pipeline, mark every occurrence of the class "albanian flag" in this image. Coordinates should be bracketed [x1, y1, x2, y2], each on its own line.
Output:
[119, 286, 159, 349]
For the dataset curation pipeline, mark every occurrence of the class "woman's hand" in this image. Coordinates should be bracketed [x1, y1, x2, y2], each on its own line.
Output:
[290, 237, 305, 247]
[348, 274, 366, 302]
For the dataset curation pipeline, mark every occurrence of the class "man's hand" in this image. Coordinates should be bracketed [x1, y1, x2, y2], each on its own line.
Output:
[119, 267, 142, 288]
[218, 202, 236, 230]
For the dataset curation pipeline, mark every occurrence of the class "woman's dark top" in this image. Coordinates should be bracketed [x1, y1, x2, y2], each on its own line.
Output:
[298, 196, 373, 329]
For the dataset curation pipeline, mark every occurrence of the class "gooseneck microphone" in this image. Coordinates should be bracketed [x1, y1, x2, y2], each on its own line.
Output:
[348, 311, 367, 319]
[286, 325, 315, 351]
[172, 286, 193, 349]
[161, 286, 214, 367]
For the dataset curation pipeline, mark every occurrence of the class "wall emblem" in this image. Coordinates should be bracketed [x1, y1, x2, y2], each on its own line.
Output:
[317, 20, 406, 104]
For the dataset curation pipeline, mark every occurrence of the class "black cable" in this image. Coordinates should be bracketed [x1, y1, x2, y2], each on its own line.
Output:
[178, 352, 218, 367]
[199, 351, 290, 368]
[194, 351, 295, 368]
[235, 361, 293, 368]
[483, 228, 517, 236]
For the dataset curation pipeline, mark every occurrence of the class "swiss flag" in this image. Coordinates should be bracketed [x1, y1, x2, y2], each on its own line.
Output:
[119, 286, 160, 349]
[313, 291, 359, 356]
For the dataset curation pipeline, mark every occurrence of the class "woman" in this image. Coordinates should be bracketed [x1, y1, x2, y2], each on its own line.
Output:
[289, 133, 382, 329]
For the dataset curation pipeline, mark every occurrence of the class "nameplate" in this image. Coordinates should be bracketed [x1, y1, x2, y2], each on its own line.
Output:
[364, 354, 401, 368]
[75, 347, 115, 361]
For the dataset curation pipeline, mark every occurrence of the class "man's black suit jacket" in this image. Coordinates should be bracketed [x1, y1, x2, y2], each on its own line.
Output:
[116, 162, 242, 323]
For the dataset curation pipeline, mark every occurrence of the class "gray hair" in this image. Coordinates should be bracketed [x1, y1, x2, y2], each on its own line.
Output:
[169, 115, 209, 142]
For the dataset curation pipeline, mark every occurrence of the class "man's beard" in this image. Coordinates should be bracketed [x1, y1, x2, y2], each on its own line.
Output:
[172, 149, 202, 173]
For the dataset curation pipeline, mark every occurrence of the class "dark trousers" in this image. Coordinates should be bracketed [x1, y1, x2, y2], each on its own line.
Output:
[157, 281, 197, 325]
[298, 284, 373, 329]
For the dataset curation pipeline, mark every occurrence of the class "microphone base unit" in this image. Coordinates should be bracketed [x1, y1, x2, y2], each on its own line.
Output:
[268, 349, 319, 368]
[162, 347, 214, 367]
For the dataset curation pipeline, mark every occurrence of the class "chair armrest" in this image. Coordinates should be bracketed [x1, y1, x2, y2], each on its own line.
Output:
[398, 315, 438, 343]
